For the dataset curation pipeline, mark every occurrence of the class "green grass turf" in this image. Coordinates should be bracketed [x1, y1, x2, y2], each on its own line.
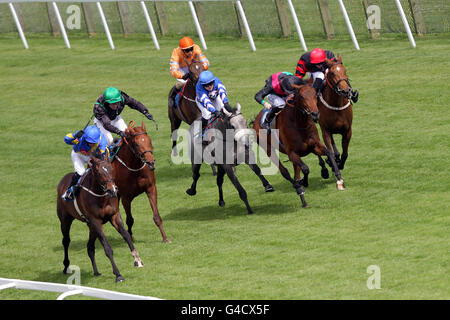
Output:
[0, 33, 449, 299]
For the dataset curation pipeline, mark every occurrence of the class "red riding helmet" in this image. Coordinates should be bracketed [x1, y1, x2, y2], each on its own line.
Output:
[310, 48, 326, 64]
[179, 37, 194, 50]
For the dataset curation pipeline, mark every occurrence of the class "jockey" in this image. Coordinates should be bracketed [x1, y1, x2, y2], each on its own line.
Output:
[93, 87, 154, 145]
[195, 70, 233, 132]
[169, 36, 210, 108]
[255, 71, 305, 130]
[295, 48, 358, 102]
[61, 125, 109, 201]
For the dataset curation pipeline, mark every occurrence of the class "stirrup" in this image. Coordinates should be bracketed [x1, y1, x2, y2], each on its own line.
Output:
[62, 188, 74, 201]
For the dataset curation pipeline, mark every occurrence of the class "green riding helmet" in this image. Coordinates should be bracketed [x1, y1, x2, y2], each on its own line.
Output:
[103, 87, 122, 104]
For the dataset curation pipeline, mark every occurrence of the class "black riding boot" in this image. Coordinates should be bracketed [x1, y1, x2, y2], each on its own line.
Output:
[261, 107, 279, 131]
[351, 89, 359, 103]
[312, 78, 325, 95]
[62, 172, 81, 201]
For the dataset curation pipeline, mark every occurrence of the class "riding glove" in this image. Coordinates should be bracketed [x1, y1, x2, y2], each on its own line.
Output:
[182, 72, 190, 80]
[74, 130, 84, 139]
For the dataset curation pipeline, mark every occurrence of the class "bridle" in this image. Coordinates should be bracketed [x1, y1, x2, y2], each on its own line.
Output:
[88, 159, 116, 195]
[120, 130, 155, 171]
[286, 92, 318, 118]
[326, 62, 353, 98]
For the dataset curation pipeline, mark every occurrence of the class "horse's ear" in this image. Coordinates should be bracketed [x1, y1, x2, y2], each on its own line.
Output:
[142, 121, 146, 130]
[325, 58, 334, 67]
[291, 83, 303, 92]
[337, 54, 342, 62]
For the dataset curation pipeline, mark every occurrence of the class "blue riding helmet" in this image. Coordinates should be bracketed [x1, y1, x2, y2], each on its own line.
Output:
[84, 125, 101, 143]
[199, 71, 215, 86]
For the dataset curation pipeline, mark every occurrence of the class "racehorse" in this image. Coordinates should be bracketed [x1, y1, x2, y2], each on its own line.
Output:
[226, 103, 274, 193]
[186, 112, 254, 214]
[253, 84, 345, 207]
[111, 121, 170, 243]
[316, 54, 354, 174]
[168, 59, 204, 156]
[57, 152, 144, 283]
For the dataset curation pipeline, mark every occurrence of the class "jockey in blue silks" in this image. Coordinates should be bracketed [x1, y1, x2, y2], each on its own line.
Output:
[61, 125, 109, 201]
[195, 70, 234, 134]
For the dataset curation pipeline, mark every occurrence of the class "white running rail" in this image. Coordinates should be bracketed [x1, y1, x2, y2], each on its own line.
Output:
[0, 277, 162, 300]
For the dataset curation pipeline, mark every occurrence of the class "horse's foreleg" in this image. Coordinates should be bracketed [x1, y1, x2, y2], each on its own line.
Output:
[317, 156, 329, 179]
[87, 228, 100, 276]
[289, 152, 310, 188]
[339, 128, 352, 170]
[224, 165, 253, 214]
[121, 197, 134, 241]
[59, 213, 74, 274]
[111, 213, 144, 267]
[330, 135, 341, 164]
[186, 163, 202, 196]
[321, 129, 337, 172]
[314, 144, 345, 191]
[146, 185, 170, 243]
[217, 165, 225, 207]
[247, 163, 274, 192]
[91, 219, 124, 282]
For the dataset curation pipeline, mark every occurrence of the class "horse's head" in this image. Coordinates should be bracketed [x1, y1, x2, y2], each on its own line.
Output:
[325, 54, 353, 99]
[188, 59, 205, 83]
[288, 84, 320, 123]
[228, 103, 253, 146]
[124, 121, 155, 171]
[89, 152, 118, 197]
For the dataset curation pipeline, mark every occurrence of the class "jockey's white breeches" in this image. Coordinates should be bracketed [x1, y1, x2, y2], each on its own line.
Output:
[195, 96, 224, 120]
[94, 116, 127, 145]
[71, 150, 90, 176]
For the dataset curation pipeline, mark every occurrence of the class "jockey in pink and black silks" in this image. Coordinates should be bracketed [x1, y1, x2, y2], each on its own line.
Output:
[254, 71, 305, 130]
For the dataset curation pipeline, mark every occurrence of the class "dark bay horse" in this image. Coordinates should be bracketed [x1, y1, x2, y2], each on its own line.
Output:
[317, 54, 354, 174]
[57, 153, 144, 283]
[168, 59, 204, 156]
[111, 121, 170, 243]
[253, 84, 345, 207]
[186, 113, 254, 214]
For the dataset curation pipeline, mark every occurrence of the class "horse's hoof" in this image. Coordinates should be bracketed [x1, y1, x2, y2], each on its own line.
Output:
[163, 239, 172, 243]
[336, 180, 346, 191]
[186, 188, 196, 196]
[321, 168, 329, 179]
[264, 185, 274, 192]
[116, 276, 125, 283]
[94, 272, 101, 277]
[338, 163, 345, 170]
[219, 200, 225, 207]
[247, 209, 254, 214]
[134, 260, 144, 268]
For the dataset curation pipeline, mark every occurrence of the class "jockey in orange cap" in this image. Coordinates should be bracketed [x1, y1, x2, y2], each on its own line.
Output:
[169, 37, 210, 108]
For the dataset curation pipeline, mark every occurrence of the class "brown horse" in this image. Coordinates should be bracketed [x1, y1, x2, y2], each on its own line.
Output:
[111, 121, 170, 243]
[57, 152, 144, 283]
[253, 84, 345, 207]
[168, 59, 204, 156]
[317, 55, 354, 174]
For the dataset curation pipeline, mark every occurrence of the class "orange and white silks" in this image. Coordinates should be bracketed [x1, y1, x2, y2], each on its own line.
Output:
[169, 44, 209, 79]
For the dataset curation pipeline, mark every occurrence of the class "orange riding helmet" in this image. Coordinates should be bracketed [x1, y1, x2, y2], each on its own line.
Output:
[310, 48, 326, 64]
[179, 37, 194, 50]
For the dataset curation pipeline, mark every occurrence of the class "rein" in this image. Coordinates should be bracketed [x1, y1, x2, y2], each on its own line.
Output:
[115, 131, 153, 172]
[321, 62, 353, 111]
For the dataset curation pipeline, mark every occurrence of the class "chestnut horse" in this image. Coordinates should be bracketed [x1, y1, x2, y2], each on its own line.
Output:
[57, 152, 144, 283]
[253, 84, 345, 208]
[111, 121, 170, 243]
[317, 55, 354, 174]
